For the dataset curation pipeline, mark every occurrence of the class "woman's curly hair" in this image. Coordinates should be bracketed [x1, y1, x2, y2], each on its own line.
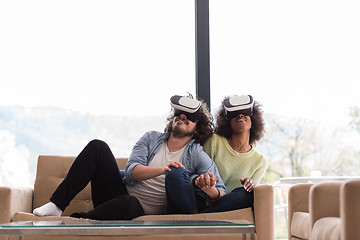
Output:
[215, 97, 265, 146]
[165, 100, 214, 145]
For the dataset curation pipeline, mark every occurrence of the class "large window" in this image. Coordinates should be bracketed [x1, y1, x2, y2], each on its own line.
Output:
[209, 2, 360, 238]
[210, 0, 360, 179]
[0, 1, 195, 186]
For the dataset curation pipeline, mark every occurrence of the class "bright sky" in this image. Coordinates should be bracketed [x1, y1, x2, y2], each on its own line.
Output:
[1, 0, 359, 127]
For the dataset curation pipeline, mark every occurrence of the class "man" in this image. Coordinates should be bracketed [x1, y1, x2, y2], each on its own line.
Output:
[33, 94, 225, 219]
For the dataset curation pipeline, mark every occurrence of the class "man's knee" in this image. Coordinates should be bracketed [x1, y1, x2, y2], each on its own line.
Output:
[165, 167, 197, 214]
[165, 166, 188, 183]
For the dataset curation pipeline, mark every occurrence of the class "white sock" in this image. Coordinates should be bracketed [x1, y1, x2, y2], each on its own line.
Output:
[33, 202, 63, 217]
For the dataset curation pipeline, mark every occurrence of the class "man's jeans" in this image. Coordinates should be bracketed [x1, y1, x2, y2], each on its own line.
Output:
[165, 167, 254, 214]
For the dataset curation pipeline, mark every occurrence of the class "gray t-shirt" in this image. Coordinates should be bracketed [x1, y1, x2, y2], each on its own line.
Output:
[126, 142, 185, 214]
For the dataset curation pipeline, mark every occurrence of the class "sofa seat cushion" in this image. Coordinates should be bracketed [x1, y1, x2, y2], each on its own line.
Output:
[311, 217, 341, 240]
[291, 211, 310, 240]
[134, 208, 254, 223]
[14, 208, 253, 224]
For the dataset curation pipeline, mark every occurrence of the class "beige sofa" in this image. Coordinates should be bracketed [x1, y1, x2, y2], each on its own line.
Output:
[288, 180, 360, 240]
[0, 155, 274, 240]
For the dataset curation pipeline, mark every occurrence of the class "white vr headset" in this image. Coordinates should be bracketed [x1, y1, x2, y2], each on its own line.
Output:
[224, 95, 254, 119]
[170, 95, 201, 122]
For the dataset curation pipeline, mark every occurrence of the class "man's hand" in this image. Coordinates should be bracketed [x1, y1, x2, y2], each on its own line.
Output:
[240, 177, 255, 192]
[162, 160, 185, 174]
[194, 172, 218, 189]
[194, 173, 224, 200]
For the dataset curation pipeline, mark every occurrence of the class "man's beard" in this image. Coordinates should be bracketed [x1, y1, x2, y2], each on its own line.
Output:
[172, 124, 196, 139]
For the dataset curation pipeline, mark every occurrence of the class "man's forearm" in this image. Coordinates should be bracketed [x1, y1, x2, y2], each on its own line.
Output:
[132, 165, 164, 181]
[203, 186, 225, 200]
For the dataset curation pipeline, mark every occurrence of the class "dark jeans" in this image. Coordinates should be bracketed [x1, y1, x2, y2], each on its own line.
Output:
[50, 139, 144, 220]
[165, 167, 254, 214]
[165, 166, 200, 214]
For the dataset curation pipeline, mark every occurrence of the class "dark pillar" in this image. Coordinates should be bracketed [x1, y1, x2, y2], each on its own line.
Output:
[195, 0, 211, 110]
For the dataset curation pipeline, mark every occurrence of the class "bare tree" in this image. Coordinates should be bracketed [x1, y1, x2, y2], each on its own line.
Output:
[284, 119, 319, 176]
[261, 115, 355, 178]
[350, 105, 360, 134]
[259, 117, 318, 178]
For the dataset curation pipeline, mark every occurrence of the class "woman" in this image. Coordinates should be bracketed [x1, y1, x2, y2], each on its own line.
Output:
[200, 94, 267, 211]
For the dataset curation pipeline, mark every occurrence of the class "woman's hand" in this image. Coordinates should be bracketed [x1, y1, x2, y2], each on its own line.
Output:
[162, 160, 185, 174]
[240, 177, 255, 192]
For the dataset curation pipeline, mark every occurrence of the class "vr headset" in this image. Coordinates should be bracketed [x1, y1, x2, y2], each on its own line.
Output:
[170, 95, 201, 122]
[224, 95, 254, 119]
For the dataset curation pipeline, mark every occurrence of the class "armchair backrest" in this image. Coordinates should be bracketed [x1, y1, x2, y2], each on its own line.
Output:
[288, 183, 313, 240]
[33, 155, 128, 216]
[341, 180, 360, 240]
[309, 182, 342, 229]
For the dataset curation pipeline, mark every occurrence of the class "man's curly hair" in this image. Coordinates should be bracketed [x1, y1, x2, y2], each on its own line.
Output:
[215, 97, 265, 146]
[165, 100, 214, 145]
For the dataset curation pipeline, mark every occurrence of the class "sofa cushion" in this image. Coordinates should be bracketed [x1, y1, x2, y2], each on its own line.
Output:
[311, 217, 341, 240]
[134, 208, 254, 223]
[291, 211, 310, 240]
[15, 208, 254, 224]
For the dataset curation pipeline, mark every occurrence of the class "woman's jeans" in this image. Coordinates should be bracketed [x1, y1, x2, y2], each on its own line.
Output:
[50, 139, 144, 220]
[165, 167, 254, 214]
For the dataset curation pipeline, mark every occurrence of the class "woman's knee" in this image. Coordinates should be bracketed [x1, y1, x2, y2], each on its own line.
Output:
[87, 139, 109, 150]
[230, 187, 254, 205]
[85, 139, 114, 157]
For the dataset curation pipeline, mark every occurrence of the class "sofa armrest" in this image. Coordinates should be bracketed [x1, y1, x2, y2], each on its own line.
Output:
[253, 184, 274, 240]
[287, 183, 312, 239]
[341, 179, 360, 240]
[309, 182, 342, 229]
[0, 186, 34, 223]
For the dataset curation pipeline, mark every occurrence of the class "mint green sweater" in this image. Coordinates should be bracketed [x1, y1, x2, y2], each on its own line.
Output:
[203, 134, 267, 192]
